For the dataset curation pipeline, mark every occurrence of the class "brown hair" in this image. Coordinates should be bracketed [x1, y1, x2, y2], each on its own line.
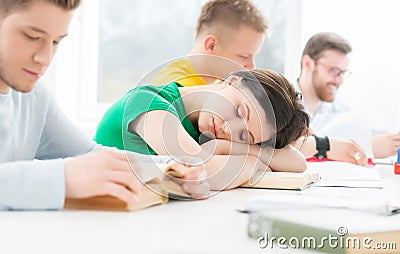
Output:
[195, 0, 268, 37]
[233, 69, 309, 149]
[0, 0, 81, 15]
[302, 32, 352, 60]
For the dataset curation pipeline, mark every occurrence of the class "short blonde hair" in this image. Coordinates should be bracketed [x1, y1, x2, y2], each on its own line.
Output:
[196, 0, 268, 37]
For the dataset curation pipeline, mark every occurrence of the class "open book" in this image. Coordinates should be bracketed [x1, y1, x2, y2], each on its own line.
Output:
[240, 170, 320, 190]
[64, 163, 191, 212]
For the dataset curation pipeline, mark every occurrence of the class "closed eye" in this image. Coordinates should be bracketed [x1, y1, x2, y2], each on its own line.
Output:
[240, 129, 255, 144]
[240, 130, 248, 142]
[236, 106, 244, 118]
[24, 33, 40, 41]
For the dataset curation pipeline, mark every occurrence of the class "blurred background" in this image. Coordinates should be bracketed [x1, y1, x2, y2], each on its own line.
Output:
[42, 0, 400, 137]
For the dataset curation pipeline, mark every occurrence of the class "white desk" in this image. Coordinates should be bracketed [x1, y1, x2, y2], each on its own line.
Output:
[0, 189, 271, 254]
[1, 164, 399, 254]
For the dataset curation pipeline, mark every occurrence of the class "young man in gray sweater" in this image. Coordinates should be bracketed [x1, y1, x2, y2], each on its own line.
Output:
[0, 0, 208, 210]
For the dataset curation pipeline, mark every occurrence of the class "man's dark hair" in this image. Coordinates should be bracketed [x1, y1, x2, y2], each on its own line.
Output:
[302, 32, 352, 60]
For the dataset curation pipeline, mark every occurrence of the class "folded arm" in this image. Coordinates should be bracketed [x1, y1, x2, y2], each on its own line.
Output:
[206, 139, 307, 173]
[130, 110, 274, 188]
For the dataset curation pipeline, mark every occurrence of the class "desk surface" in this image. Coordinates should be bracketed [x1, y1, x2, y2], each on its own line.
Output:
[1, 164, 399, 254]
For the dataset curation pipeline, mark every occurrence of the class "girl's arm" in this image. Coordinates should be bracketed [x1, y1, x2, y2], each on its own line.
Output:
[205, 139, 307, 173]
[130, 110, 270, 189]
[131, 110, 210, 159]
[266, 145, 307, 172]
[203, 155, 269, 190]
[132, 110, 306, 173]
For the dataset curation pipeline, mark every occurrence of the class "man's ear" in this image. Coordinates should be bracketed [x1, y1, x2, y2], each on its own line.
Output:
[204, 35, 217, 53]
[302, 55, 316, 72]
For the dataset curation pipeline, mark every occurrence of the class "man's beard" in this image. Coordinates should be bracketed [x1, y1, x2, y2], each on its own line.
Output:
[312, 72, 336, 102]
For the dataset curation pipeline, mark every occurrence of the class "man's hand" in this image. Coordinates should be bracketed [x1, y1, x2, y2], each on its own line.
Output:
[64, 149, 143, 209]
[327, 138, 368, 166]
[372, 132, 400, 158]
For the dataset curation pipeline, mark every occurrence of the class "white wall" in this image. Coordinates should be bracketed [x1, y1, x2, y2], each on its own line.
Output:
[288, 0, 400, 132]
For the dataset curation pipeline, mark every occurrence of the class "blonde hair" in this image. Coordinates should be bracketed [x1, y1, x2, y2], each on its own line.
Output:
[196, 0, 268, 38]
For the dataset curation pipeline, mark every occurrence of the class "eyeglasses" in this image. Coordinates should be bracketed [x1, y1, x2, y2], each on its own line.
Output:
[315, 60, 352, 79]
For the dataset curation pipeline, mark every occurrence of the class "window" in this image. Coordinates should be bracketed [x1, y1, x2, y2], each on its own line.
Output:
[97, 0, 287, 103]
[44, 0, 296, 136]
[43, 0, 400, 147]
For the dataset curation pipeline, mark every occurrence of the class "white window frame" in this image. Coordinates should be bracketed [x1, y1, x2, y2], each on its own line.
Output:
[50, 0, 110, 135]
[77, 0, 110, 123]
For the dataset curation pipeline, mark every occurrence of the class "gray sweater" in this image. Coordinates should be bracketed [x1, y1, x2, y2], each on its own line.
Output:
[0, 84, 171, 210]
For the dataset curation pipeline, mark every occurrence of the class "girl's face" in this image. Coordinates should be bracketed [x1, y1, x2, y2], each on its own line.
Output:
[197, 76, 275, 145]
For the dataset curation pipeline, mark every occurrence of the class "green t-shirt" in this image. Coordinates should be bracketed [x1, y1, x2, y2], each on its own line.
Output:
[94, 82, 200, 155]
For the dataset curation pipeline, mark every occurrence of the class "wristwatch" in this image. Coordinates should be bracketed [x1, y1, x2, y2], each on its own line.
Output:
[313, 135, 330, 159]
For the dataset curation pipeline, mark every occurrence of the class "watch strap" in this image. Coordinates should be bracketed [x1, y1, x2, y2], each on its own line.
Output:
[313, 135, 330, 159]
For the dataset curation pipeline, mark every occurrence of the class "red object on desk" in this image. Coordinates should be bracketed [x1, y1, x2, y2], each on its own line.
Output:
[394, 163, 400, 174]
[395, 148, 400, 174]
[306, 157, 376, 167]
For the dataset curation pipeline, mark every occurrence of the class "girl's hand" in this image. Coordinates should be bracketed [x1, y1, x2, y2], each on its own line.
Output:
[168, 162, 210, 199]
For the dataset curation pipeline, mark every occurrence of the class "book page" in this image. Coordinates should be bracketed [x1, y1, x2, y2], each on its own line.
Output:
[241, 171, 319, 190]
[307, 161, 380, 180]
[132, 162, 190, 199]
[306, 161, 382, 188]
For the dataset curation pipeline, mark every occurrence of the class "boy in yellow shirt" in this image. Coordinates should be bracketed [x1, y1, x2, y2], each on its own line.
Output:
[151, 0, 268, 86]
